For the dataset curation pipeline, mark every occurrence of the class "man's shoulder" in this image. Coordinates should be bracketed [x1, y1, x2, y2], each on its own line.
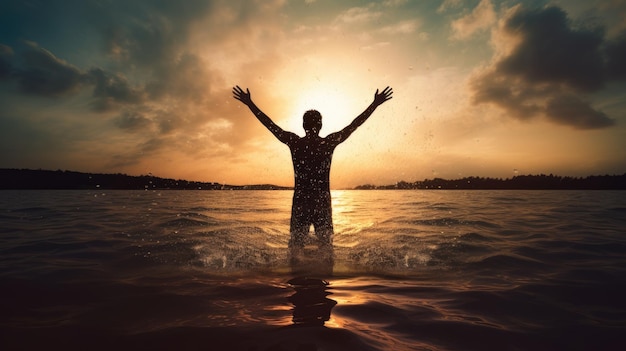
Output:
[280, 131, 301, 145]
[322, 132, 344, 145]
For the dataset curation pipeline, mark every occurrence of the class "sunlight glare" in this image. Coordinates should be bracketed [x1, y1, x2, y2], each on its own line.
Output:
[286, 85, 363, 136]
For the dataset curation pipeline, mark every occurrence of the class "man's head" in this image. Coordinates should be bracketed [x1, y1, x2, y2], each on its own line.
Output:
[303, 110, 322, 134]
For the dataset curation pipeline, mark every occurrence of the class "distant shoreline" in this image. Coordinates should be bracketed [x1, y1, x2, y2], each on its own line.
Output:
[1, 168, 625, 190]
[355, 174, 626, 190]
[0, 169, 291, 191]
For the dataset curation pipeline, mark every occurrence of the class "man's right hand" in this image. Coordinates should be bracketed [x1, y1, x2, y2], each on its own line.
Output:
[233, 85, 252, 106]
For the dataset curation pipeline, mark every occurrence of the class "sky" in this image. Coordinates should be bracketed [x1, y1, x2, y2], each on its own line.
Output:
[1, 0, 625, 188]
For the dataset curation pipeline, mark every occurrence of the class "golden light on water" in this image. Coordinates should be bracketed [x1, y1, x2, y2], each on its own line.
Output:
[331, 190, 384, 248]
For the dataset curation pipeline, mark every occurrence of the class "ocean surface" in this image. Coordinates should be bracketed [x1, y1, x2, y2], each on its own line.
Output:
[1, 189, 625, 350]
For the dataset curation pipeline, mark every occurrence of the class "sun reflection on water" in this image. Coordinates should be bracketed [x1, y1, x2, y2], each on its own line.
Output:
[331, 190, 380, 248]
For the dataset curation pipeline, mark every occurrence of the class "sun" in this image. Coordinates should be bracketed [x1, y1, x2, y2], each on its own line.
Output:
[286, 85, 364, 136]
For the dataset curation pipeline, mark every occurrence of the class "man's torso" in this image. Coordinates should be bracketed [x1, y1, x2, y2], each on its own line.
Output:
[286, 134, 338, 193]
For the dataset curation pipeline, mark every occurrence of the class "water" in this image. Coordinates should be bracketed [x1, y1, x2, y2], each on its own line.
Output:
[1, 190, 625, 350]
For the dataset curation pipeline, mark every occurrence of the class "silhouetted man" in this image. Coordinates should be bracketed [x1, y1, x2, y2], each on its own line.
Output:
[233, 85, 393, 251]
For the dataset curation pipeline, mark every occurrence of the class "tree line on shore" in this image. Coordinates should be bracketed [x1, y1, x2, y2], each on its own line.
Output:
[355, 174, 626, 190]
[0, 169, 290, 190]
[1, 168, 625, 190]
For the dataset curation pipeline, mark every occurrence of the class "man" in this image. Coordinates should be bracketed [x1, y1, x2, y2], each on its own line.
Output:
[233, 85, 393, 251]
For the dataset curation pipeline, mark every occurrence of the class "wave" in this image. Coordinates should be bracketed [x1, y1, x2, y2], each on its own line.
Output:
[2, 190, 626, 351]
[159, 217, 216, 228]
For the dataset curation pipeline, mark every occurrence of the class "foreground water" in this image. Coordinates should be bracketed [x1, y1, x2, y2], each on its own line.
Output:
[1, 190, 625, 350]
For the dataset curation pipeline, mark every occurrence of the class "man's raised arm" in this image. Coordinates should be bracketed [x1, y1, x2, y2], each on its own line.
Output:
[233, 85, 293, 144]
[329, 86, 393, 145]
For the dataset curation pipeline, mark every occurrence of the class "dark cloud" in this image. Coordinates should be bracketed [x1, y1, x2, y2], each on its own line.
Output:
[87, 68, 144, 111]
[605, 32, 626, 79]
[115, 111, 152, 131]
[102, 1, 212, 67]
[16, 42, 86, 97]
[0, 44, 13, 79]
[498, 6, 606, 92]
[1, 42, 147, 112]
[104, 17, 176, 67]
[470, 5, 622, 130]
[471, 70, 542, 120]
[545, 94, 615, 129]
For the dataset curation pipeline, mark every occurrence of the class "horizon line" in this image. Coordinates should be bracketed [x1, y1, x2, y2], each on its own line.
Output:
[1, 168, 625, 190]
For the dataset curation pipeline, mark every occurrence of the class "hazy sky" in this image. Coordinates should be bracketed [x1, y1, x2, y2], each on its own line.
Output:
[1, 0, 625, 188]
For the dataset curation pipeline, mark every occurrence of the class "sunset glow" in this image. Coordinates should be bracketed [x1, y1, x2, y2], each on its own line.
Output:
[1, 0, 625, 188]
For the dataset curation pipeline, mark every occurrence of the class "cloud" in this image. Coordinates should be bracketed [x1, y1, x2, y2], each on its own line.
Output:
[497, 6, 605, 92]
[101, 1, 213, 67]
[382, 0, 408, 6]
[470, 5, 622, 130]
[0, 44, 13, 79]
[104, 16, 176, 67]
[115, 110, 153, 131]
[437, 0, 463, 14]
[15, 42, 86, 97]
[605, 31, 626, 79]
[470, 69, 541, 120]
[380, 20, 419, 34]
[545, 95, 615, 129]
[0, 0, 289, 172]
[450, 0, 496, 40]
[88, 68, 144, 111]
[2, 41, 147, 111]
[92, 0, 283, 126]
[144, 53, 221, 103]
[105, 135, 167, 169]
[360, 41, 392, 51]
[336, 6, 382, 24]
